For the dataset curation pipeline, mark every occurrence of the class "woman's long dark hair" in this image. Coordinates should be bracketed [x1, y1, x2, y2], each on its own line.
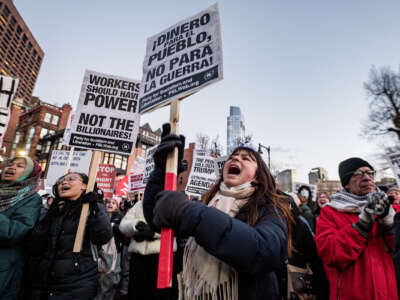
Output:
[201, 146, 293, 254]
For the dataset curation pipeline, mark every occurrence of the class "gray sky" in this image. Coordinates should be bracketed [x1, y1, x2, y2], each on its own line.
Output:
[14, 0, 400, 181]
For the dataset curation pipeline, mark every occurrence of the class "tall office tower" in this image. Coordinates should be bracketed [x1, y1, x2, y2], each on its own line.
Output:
[0, 0, 44, 157]
[227, 106, 245, 154]
[0, 0, 44, 104]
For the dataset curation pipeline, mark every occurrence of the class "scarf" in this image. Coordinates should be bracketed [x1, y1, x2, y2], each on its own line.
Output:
[182, 181, 255, 300]
[0, 158, 41, 213]
[326, 188, 383, 213]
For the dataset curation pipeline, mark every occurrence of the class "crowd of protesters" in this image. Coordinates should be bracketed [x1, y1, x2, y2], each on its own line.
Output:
[1, 130, 400, 300]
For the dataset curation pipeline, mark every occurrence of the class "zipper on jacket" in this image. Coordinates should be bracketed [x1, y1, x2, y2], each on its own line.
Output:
[337, 273, 341, 300]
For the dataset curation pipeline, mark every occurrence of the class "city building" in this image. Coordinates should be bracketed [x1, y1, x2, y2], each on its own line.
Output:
[11, 99, 72, 163]
[37, 122, 161, 178]
[0, 0, 45, 159]
[317, 180, 342, 196]
[277, 169, 296, 192]
[227, 106, 245, 154]
[308, 167, 328, 184]
[0, 0, 44, 103]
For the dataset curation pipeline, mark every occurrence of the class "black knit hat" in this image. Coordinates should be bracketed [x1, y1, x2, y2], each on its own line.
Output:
[338, 157, 374, 187]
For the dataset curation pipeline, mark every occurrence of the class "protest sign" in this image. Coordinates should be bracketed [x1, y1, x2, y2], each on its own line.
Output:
[293, 182, 318, 202]
[63, 112, 75, 145]
[387, 151, 400, 187]
[214, 155, 228, 177]
[45, 150, 92, 191]
[130, 155, 146, 174]
[116, 175, 129, 196]
[68, 70, 140, 155]
[129, 173, 145, 192]
[0, 75, 19, 147]
[186, 150, 219, 196]
[142, 145, 158, 184]
[139, 3, 223, 113]
[96, 164, 116, 199]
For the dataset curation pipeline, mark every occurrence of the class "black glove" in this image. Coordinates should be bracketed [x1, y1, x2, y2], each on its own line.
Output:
[133, 221, 155, 242]
[153, 123, 186, 174]
[82, 192, 100, 214]
[153, 191, 192, 232]
[353, 202, 376, 238]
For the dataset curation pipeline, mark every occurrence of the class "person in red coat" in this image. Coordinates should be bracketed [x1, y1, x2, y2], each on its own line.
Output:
[315, 157, 397, 300]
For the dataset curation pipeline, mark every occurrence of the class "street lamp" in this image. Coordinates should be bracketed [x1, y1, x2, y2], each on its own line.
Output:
[258, 143, 271, 169]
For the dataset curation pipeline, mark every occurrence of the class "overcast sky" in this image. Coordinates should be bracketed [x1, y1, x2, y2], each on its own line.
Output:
[14, 0, 400, 182]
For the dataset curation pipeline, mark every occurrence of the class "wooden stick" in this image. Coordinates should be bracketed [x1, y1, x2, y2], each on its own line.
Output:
[157, 99, 180, 289]
[73, 150, 102, 253]
[65, 146, 75, 175]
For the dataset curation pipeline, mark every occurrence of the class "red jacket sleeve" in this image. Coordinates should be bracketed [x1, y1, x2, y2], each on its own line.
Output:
[315, 206, 368, 270]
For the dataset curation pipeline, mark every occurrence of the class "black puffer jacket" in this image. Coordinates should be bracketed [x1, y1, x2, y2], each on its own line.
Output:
[28, 197, 112, 300]
[144, 169, 288, 300]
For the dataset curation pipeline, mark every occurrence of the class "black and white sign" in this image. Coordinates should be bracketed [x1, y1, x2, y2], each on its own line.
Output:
[387, 152, 400, 187]
[142, 145, 158, 185]
[186, 150, 220, 197]
[0, 75, 19, 147]
[68, 70, 140, 155]
[139, 3, 223, 113]
[45, 150, 92, 191]
[293, 182, 318, 202]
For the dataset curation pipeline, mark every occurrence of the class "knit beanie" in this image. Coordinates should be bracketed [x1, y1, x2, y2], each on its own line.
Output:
[15, 156, 34, 183]
[338, 157, 374, 187]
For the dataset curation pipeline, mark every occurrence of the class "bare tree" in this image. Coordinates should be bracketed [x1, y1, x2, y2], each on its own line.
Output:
[196, 132, 210, 150]
[211, 134, 223, 157]
[362, 65, 400, 141]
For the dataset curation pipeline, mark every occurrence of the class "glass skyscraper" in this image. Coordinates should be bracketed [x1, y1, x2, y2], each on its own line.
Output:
[227, 106, 245, 154]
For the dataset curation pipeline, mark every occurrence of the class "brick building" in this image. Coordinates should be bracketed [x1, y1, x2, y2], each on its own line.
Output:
[12, 99, 72, 165]
[0, 0, 44, 102]
[0, 0, 45, 159]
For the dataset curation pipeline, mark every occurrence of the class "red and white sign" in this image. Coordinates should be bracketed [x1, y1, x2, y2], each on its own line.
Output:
[96, 164, 116, 199]
[116, 175, 129, 196]
[129, 173, 145, 192]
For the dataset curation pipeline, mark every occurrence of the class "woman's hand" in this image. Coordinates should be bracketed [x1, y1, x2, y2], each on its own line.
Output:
[152, 191, 192, 232]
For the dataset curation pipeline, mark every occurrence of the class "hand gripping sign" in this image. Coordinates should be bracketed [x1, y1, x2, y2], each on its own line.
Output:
[139, 3, 223, 289]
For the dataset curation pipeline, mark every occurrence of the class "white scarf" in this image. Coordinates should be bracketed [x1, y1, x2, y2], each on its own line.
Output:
[182, 182, 255, 300]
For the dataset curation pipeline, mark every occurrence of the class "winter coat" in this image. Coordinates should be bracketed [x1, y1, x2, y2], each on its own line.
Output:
[290, 215, 329, 300]
[393, 212, 400, 300]
[28, 199, 112, 300]
[315, 206, 397, 300]
[119, 200, 176, 255]
[176, 199, 287, 300]
[0, 192, 41, 300]
[299, 203, 315, 233]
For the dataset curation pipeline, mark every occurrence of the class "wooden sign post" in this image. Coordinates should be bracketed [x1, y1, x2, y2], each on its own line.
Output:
[138, 4, 222, 289]
[157, 99, 180, 289]
[73, 150, 102, 253]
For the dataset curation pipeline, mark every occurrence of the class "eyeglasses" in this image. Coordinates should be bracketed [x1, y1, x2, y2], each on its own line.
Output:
[56, 176, 82, 185]
[351, 170, 376, 179]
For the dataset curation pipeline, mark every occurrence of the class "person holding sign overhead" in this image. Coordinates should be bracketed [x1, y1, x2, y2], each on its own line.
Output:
[143, 124, 291, 300]
[28, 173, 112, 300]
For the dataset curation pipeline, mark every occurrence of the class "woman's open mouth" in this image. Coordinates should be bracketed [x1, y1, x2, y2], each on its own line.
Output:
[4, 170, 15, 177]
[60, 186, 71, 193]
[228, 165, 241, 175]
